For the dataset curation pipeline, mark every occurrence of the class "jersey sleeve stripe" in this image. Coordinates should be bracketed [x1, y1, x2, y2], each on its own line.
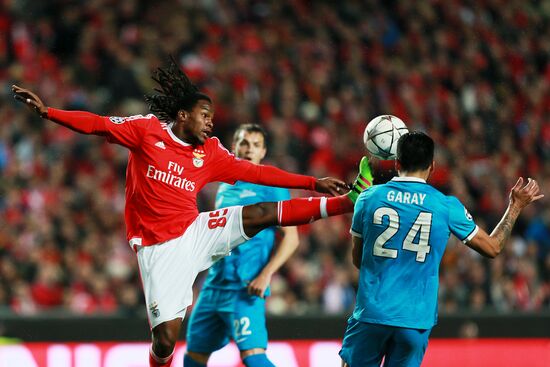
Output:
[350, 229, 363, 238]
[320, 197, 328, 218]
[462, 225, 479, 243]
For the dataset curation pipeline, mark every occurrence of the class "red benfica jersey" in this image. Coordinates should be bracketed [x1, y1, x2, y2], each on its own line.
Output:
[47, 109, 316, 246]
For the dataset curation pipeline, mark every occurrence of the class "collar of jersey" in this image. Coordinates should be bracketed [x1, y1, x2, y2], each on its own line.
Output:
[166, 124, 192, 147]
[391, 176, 426, 183]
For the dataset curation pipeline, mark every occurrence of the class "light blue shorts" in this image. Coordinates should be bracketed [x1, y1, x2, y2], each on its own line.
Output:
[339, 316, 431, 367]
[186, 287, 268, 353]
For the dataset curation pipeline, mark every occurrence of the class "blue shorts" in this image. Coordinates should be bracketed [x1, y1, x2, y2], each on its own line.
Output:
[186, 287, 268, 353]
[339, 317, 431, 367]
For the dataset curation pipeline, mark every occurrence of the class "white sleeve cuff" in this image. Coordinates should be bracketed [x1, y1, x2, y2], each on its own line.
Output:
[462, 225, 479, 243]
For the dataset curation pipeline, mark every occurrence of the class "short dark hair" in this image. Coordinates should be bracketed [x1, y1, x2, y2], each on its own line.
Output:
[144, 56, 211, 122]
[396, 131, 434, 172]
[233, 124, 268, 147]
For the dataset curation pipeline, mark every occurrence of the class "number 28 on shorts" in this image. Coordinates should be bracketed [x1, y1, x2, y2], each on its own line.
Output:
[208, 208, 229, 229]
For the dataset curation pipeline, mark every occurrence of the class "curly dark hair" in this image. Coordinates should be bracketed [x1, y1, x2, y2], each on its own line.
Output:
[144, 56, 211, 122]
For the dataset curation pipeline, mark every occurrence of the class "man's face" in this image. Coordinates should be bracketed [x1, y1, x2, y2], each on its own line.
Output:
[181, 100, 214, 145]
[233, 131, 266, 165]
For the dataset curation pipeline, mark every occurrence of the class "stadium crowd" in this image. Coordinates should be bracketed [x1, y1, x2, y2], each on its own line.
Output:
[0, 0, 549, 318]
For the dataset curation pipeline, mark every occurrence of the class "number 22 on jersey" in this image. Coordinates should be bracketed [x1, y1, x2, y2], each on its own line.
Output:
[372, 207, 432, 262]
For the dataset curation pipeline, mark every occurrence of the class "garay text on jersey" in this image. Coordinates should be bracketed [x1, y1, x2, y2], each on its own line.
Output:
[387, 191, 426, 205]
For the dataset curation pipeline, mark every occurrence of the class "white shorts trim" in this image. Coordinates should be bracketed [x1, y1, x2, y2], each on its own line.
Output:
[135, 205, 249, 329]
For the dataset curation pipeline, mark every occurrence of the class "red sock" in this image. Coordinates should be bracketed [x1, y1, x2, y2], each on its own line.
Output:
[277, 195, 354, 226]
[149, 347, 174, 367]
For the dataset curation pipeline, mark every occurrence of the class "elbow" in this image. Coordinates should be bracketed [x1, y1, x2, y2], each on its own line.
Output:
[491, 246, 502, 258]
[485, 244, 502, 259]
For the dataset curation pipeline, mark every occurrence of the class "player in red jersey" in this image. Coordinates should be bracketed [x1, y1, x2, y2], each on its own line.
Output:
[12, 59, 373, 367]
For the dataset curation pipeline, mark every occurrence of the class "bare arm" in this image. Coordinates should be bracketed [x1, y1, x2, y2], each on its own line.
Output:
[247, 226, 299, 298]
[467, 177, 544, 258]
[351, 235, 363, 269]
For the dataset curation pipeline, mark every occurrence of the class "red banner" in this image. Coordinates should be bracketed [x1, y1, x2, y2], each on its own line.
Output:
[0, 339, 549, 367]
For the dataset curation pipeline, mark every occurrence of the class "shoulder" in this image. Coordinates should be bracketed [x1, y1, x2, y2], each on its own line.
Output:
[266, 184, 290, 194]
[359, 184, 383, 200]
[418, 183, 454, 208]
[207, 136, 229, 150]
[264, 185, 291, 200]
[217, 182, 234, 192]
[445, 195, 465, 209]
[205, 137, 235, 157]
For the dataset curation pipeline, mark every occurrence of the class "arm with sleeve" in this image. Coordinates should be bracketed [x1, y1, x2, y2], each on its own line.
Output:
[447, 196, 478, 242]
[46, 108, 152, 149]
[208, 138, 317, 190]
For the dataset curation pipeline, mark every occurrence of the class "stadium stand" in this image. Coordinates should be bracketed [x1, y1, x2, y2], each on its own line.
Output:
[0, 0, 548, 317]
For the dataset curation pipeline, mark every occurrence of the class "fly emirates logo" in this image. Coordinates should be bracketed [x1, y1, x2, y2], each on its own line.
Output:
[146, 161, 196, 191]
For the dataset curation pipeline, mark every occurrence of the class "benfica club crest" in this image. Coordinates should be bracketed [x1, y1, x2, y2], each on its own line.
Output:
[149, 301, 160, 318]
[192, 149, 205, 168]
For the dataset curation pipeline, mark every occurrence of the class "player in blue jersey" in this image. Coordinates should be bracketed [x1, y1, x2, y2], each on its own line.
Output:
[340, 131, 543, 367]
[184, 124, 300, 367]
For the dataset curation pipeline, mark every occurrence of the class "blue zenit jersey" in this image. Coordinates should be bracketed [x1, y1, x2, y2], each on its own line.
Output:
[203, 181, 290, 295]
[351, 177, 478, 330]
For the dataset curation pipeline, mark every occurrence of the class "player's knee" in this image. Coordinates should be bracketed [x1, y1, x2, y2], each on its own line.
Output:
[152, 326, 178, 356]
[184, 351, 209, 366]
[242, 203, 277, 237]
[243, 202, 277, 222]
[242, 352, 275, 367]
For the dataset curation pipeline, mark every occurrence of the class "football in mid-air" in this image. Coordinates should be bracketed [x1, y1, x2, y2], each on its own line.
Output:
[363, 115, 409, 160]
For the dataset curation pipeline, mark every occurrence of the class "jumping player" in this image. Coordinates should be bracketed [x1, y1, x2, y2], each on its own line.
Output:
[12, 59, 373, 367]
[340, 131, 543, 367]
[184, 124, 299, 367]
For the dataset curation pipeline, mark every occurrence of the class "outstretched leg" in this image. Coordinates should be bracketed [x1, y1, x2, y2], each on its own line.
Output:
[242, 157, 372, 237]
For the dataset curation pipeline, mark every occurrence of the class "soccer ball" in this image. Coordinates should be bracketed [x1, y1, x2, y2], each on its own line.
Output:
[363, 115, 409, 160]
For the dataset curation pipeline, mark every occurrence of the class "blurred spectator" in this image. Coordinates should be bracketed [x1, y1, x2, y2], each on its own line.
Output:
[0, 0, 549, 316]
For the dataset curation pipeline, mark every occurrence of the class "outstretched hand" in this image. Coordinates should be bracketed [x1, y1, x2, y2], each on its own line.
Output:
[12, 85, 48, 118]
[509, 177, 544, 210]
[315, 177, 349, 196]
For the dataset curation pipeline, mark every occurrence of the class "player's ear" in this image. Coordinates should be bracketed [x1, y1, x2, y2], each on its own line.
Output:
[177, 109, 189, 122]
[428, 160, 435, 178]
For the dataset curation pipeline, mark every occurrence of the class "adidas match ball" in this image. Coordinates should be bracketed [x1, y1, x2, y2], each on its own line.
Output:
[363, 115, 409, 160]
